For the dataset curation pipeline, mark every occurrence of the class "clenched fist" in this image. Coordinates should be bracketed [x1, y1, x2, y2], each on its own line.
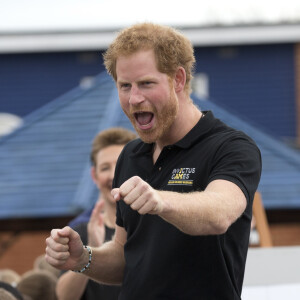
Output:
[45, 226, 86, 271]
[111, 176, 165, 215]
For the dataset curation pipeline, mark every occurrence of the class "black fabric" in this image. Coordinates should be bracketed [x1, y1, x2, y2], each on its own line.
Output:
[0, 281, 24, 300]
[114, 111, 262, 300]
[61, 221, 121, 300]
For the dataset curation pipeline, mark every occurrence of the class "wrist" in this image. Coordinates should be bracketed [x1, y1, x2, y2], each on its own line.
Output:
[72, 245, 92, 273]
[157, 191, 171, 214]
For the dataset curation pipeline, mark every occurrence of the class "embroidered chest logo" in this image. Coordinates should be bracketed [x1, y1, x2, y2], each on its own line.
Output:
[168, 168, 195, 186]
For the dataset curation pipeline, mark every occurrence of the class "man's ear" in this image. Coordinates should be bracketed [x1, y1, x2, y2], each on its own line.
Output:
[174, 67, 186, 93]
[90, 166, 97, 184]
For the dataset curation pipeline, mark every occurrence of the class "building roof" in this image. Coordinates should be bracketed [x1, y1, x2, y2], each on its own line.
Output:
[1, 23, 300, 54]
[0, 73, 133, 219]
[0, 71, 299, 220]
[1, 1, 300, 53]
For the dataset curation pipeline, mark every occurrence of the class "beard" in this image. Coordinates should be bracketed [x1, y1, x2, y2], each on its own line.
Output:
[123, 89, 179, 144]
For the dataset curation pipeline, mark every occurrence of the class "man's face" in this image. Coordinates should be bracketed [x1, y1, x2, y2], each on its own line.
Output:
[91, 144, 124, 205]
[116, 50, 178, 144]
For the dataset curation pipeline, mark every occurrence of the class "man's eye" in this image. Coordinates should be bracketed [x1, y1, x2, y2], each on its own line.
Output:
[100, 167, 110, 172]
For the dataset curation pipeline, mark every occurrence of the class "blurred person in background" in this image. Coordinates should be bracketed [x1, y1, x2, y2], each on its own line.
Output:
[17, 269, 57, 300]
[55, 127, 136, 300]
[0, 269, 20, 287]
[0, 281, 24, 300]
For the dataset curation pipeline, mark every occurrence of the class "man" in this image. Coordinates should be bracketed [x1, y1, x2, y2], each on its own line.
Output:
[46, 23, 261, 299]
[55, 128, 136, 300]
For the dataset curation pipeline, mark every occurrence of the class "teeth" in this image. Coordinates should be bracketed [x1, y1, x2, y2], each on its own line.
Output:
[140, 123, 151, 127]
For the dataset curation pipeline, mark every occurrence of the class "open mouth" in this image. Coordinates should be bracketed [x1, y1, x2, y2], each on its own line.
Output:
[134, 112, 154, 128]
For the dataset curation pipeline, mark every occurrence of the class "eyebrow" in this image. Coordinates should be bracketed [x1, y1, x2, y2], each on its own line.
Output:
[117, 76, 156, 85]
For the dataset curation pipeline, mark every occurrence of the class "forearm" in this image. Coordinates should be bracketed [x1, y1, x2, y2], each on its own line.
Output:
[113, 177, 246, 236]
[75, 240, 125, 285]
[158, 181, 247, 236]
[56, 271, 89, 300]
[159, 191, 227, 235]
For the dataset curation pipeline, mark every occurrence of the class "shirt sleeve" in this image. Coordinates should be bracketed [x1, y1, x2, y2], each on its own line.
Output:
[207, 134, 262, 205]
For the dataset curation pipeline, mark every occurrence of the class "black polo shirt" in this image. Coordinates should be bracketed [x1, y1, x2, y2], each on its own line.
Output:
[114, 111, 262, 300]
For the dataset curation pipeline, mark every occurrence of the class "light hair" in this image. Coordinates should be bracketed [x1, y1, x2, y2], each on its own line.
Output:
[103, 23, 195, 95]
[0, 281, 24, 300]
[0, 269, 20, 286]
[33, 254, 60, 278]
[0, 288, 18, 300]
[17, 269, 57, 300]
[90, 127, 136, 166]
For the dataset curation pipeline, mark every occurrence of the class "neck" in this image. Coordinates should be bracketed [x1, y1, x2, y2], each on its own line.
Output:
[98, 196, 116, 229]
[103, 211, 116, 229]
[153, 103, 202, 160]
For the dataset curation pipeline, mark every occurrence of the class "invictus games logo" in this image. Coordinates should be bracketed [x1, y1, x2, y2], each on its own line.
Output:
[168, 168, 195, 186]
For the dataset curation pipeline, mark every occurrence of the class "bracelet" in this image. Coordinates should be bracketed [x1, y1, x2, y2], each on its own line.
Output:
[73, 245, 92, 273]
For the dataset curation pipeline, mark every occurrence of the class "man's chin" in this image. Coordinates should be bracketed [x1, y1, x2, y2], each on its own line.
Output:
[140, 137, 155, 144]
[136, 129, 158, 144]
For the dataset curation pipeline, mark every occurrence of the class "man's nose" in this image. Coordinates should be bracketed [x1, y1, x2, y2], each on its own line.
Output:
[129, 86, 145, 105]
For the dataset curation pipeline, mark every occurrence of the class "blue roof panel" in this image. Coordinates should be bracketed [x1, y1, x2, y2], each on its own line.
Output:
[0, 72, 299, 220]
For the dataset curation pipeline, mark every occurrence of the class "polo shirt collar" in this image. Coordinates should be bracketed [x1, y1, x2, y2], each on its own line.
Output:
[175, 110, 215, 149]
